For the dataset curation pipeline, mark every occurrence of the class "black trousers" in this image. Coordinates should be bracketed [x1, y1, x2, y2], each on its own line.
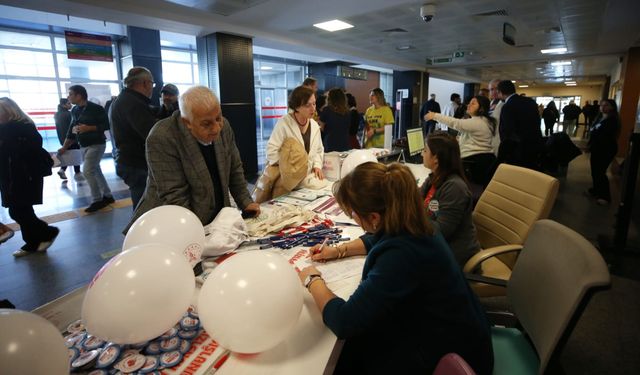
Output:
[463, 153, 498, 187]
[543, 119, 555, 136]
[590, 147, 617, 201]
[8, 205, 54, 251]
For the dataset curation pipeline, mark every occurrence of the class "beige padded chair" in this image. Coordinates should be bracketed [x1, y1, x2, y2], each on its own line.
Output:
[486, 220, 611, 374]
[463, 163, 560, 297]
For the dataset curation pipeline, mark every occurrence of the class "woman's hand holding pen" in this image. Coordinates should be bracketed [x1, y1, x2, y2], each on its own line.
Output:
[308, 239, 339, 262]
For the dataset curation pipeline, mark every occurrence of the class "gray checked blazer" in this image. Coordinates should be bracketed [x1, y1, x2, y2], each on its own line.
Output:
[125, 111, 254, 232]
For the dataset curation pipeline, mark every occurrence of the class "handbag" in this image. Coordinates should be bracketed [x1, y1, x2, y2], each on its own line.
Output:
[34, 147, 54, 177]
[252, 164, 281, 203]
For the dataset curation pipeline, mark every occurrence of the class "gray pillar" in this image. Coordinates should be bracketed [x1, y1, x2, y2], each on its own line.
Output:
[119, 26, 162, 105]
[196, 33, 258, 176]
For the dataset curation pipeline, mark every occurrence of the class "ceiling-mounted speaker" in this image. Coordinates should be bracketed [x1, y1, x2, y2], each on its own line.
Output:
[503, 22, 516, 46]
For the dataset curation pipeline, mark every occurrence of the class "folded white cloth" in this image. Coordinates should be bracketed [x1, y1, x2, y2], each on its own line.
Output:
[202, 207, 249, 257]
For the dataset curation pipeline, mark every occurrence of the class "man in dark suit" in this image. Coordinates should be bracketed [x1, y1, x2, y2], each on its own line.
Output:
[419, 93, 441, 136]
[496, 80, 543, 169]
[126, 86, 260, 231]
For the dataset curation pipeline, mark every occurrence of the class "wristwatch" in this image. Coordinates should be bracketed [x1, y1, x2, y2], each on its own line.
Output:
[304, 274, 323, 289]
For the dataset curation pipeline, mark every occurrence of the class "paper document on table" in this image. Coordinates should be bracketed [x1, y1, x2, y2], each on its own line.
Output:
[280, 248, 364, 284]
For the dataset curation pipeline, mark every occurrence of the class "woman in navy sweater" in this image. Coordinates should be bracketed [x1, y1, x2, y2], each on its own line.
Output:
[299, 162, 493, 374]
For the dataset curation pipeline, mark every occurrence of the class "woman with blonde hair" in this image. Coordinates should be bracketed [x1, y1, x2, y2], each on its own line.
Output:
[364, 88, 394, 148]
[298, 162, 493, 374]
[0, 97, 59, 257]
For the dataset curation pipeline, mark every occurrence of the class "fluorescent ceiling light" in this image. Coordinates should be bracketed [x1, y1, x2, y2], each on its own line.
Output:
[511, 80, 516, 83]
[551, 61, 572, 66]
[519, 85, 529, 88]
[565, 81, 576, 84]
[313, 20, 354, 32]
[260, 66, 273, 70]
[565, 83, 577, 86]
[396, 45, 414, 51]
[541, 47, 567, 54]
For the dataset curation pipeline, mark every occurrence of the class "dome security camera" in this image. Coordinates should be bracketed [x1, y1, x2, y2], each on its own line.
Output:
[420, 3, 436, 23]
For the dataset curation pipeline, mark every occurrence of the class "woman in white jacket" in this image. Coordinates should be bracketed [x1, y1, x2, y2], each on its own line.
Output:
[267, 86, 325, 183]
[426, 95, 497, 186]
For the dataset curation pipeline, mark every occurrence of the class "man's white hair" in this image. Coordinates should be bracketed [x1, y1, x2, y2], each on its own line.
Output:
[180, 86, 220, 121]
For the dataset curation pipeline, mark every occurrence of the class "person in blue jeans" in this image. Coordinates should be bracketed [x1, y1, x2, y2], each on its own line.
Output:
[58, 85, 114, 213]
[299, 162, 493, 375]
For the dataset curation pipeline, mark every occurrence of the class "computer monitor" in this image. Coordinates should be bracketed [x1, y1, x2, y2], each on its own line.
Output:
[406, 128, 425, 157]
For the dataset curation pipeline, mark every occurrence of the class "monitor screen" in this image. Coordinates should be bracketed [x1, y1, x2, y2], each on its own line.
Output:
[407, 128, 425, 156]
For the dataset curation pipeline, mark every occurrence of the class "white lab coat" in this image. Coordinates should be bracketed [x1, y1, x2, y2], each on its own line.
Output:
[267, 113, 324, 174]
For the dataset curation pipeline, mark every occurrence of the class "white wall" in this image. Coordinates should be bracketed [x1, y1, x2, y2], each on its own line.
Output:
[427, 77, 465, 107]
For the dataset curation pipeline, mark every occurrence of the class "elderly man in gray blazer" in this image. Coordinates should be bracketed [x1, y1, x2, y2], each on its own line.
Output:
[126, 86, 260, 231]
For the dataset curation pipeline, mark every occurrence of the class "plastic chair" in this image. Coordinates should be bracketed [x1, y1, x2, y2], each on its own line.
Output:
[432, 353, 477, 375]
[463, 163, 559, 297]
[471, 220, 611, 374]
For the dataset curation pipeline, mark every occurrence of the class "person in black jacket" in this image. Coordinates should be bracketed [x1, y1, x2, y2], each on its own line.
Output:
[420, 93, 441, 136]
[54, 98, 81, 180]
[0, 97, 59, 257]
[496, 80, 543, 169]
[586, 99, 620, 205]
[59, 85, 114, 213]
[109, 67, 158, 210]
[542, 101, 560, 136]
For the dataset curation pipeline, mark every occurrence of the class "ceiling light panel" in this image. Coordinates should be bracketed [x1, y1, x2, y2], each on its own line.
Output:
[313, 20, 354, 32]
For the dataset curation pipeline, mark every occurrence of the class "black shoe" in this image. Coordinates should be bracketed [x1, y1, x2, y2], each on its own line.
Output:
[85, 200, 108, 213]
[38, 227, 60, 252]
[102, 196, 115, 205]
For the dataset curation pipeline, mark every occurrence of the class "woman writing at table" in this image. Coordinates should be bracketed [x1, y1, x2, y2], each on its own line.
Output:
[299, 162, 493, 375]
[421, 131, 481, 267]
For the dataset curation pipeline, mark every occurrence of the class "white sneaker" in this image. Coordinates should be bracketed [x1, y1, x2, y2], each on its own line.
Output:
[12, 249, 31, 257]
[74, 172, 85, 181]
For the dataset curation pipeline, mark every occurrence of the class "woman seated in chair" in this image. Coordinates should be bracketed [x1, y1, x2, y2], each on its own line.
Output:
[421, 131, 481, 267]
[299, 162, 493, 375]
[426, 95, 497, 186]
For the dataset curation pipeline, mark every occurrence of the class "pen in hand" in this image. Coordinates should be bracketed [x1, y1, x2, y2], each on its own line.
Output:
[311, 237, 329, 257]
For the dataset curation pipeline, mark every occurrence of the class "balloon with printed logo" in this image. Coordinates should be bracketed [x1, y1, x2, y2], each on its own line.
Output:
[0, 309, 69, 374]
[340, 150, 378, 179]
[124, 205, 205, 267]
[198, 251, 303, 353]
[81, 243, 195, 344]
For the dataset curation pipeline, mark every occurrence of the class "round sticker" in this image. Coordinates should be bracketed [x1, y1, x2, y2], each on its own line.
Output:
[428, 199, 439, 213]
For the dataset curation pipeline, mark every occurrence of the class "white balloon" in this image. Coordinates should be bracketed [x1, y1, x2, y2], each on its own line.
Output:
[0, 309, 69, 374]
[340, 150, 378, 178]
[81, 244, 195, 344]
[124, 205, 205, 267]
[198, 251, 303, 353]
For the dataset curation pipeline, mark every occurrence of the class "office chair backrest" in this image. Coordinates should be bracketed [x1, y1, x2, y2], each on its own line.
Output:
[473, 163, 559, 267]
[508, 220, 610, 373]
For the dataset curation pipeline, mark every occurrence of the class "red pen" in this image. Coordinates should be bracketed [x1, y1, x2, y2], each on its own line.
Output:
[204, 349, 231, 374]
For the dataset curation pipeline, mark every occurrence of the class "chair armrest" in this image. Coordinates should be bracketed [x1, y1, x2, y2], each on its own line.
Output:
[485, 311, 520, 328]
[462, 244, 524, 273]
[465, 273, 508, 287]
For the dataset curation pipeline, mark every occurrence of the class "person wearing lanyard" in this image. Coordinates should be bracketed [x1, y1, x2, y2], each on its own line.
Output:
[299, 162, 493, 375]
[420, 131, 480, 267]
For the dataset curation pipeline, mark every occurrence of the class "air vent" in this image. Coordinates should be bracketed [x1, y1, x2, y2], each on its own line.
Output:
[516, 44, 534, 48]
[382, 28, 408, 33]
[473, 9, 508, 16]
